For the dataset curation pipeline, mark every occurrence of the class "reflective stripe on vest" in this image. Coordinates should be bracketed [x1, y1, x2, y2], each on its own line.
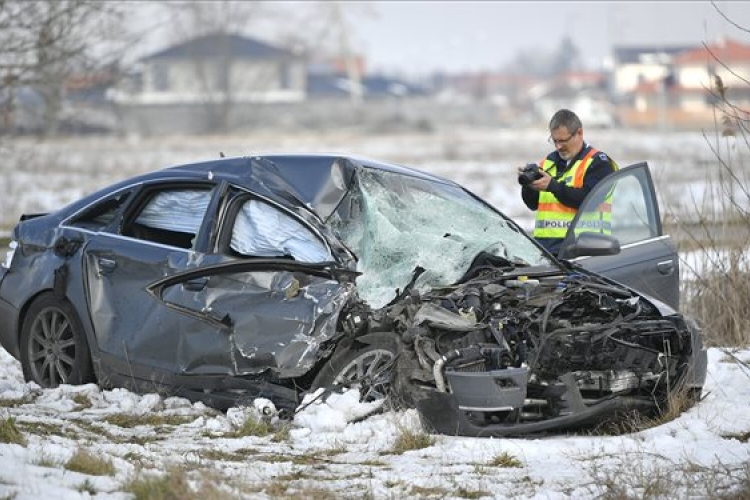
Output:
[533, 148, 599, 240]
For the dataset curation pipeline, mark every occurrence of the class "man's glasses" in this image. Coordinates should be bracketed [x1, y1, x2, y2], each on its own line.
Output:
[548, 129, 579, 145]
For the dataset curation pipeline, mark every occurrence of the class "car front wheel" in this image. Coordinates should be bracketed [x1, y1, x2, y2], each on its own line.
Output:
[20, 293, 95, 388]
[312, 332, 400, 403]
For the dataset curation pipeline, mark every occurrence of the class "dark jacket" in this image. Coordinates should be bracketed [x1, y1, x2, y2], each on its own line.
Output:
[521, 143, 616, 254]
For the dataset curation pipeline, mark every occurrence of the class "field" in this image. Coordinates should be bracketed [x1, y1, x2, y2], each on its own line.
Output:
[0, 126, 740, 232]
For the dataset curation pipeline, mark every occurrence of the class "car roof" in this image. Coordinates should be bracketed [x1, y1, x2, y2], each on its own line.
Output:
[166, 153, 456, 185]
[165, 153, 459, 215]
[58, 154, 460, 222]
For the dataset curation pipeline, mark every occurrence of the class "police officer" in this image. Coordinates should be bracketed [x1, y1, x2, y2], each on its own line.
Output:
[519, 108, 618, 255]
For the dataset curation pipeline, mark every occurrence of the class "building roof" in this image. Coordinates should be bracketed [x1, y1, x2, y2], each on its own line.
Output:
[144, 33, 297, 61]
[556, 71, 607, 87]
[673, 38, 750, 65]
[613, 45, 694, 65]
[306, 73, 428, 98]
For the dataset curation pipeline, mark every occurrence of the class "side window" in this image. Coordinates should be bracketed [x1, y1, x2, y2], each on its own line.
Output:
[573, 167, 659, 246]
[229, 199, 331, 263]
[67, 191, 131, 231]
[124, 189, 212, 249]
[609, 176, 657, 244]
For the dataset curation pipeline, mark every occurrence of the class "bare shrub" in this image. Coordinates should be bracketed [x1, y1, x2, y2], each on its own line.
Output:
[673, 43, 750, 347]
[684, 264, 750, 347]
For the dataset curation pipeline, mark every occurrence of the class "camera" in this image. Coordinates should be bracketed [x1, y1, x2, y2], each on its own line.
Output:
[518, 163, 543, 186]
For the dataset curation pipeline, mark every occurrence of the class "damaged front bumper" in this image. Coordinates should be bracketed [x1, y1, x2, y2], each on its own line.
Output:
[376, 272, 707, 437]
[415, 381, 657, 437]
[416, 366, 681, 437]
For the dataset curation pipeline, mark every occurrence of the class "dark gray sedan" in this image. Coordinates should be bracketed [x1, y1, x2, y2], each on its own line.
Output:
[0, 154, 706, 436]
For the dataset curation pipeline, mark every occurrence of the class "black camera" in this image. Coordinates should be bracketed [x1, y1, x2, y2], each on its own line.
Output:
[518, 163, 543, 186]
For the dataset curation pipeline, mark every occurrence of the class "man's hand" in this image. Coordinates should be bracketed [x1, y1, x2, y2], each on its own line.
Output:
[528, 169, 552, 191]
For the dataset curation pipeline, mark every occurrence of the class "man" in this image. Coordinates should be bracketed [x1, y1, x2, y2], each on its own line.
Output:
[519, 108, 618, 255]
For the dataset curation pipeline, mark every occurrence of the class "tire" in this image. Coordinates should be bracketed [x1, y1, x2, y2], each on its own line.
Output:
[312, 332, 400, 403]
[20, 293, 95, 388]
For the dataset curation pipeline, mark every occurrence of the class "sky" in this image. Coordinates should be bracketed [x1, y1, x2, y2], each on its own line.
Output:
[345, 1, 750, 76]
[0, 344, 748, 499]
[126, 1, 750, 79]
[282, 1, 750, 77]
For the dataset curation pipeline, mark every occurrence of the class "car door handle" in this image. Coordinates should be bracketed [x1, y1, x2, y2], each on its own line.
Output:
[183, 277, 208, 292]
[656, 260, 675, 275]
[97, 258, 117, 275]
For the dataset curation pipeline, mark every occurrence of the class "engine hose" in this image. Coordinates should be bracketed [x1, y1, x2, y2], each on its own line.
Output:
[433, 349, 462, 392]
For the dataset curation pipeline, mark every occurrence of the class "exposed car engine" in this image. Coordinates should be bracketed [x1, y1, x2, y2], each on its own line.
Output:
[338, 256, 698, 436]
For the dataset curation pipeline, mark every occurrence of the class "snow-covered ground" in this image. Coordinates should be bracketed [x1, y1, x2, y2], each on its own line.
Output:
[0, 346, 748, 499]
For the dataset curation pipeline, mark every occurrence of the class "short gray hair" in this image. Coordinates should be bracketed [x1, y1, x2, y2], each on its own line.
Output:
[549, 109, 582, 132]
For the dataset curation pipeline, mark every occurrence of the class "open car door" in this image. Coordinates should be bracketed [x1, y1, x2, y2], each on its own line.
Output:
[558, 162, 680, 310]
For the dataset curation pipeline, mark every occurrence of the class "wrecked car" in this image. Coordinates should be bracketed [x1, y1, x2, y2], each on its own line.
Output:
[0, 154, 706, 436]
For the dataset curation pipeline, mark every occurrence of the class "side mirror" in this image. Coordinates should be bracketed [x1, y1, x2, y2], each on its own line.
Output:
[559, 232, 620, 259]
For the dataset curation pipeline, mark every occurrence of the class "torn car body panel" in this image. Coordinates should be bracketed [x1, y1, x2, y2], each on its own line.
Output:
[145, 260, 357, 377]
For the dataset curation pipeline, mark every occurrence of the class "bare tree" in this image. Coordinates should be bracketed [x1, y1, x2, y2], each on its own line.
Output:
[157, 1, 284, 133]
[0, 0, 127, 135]
[677, 2, 750, 346]
[275, 2, 378, 105]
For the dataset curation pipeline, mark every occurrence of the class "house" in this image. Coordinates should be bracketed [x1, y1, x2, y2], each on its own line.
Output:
[624, 38, 750, 128]
[672, 38, 750, 111]
[114, 33, 306, 105]
[529, 71, 616, 128]
[111, 33, 309, 134]
[610, 44, 693, 100]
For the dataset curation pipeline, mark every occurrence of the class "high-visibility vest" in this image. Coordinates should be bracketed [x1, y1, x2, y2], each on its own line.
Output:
[533, 148, 616, 240]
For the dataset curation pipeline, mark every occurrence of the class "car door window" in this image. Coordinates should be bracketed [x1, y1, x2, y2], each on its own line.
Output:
[66, 190, 132, 231]
[124, 189, 212, 249]
[571, 165, 660, 245]
[229, 199, 331, 263]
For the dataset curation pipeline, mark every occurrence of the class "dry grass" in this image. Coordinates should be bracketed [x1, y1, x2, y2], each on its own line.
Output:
[64, 448, 116, 476]
[490, 451, 524, 468]
[389, 426, 436, 454]
[0, 417, 25, 446]
[227, 415, 273, 437]
[675, 75, 750, 348]
[683, 265, 750, 347]
[72, 393, 93, 410]
[583, 453, 750, 500]
[588, 387, 698, 436]
[124, 467, 234, 500]
[104, 413, 196, 428]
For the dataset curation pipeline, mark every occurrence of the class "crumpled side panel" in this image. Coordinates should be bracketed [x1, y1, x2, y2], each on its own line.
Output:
[160, 270, 355, 378]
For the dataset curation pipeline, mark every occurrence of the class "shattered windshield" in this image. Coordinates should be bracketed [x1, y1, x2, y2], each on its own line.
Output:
[328, 167, 552, 307]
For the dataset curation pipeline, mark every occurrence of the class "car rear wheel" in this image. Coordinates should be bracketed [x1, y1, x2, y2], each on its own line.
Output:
[312, 333, 399, 403]
[20, 294, 95, 388]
